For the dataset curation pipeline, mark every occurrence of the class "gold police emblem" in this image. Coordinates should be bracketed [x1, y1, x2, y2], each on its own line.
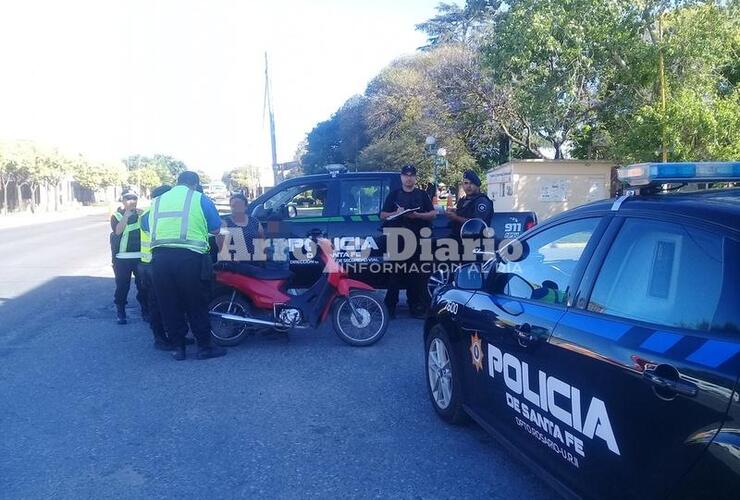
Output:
[470, 332, 484, 372]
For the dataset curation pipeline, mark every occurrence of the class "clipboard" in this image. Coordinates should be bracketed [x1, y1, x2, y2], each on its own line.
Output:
[387, 207, 419, 221]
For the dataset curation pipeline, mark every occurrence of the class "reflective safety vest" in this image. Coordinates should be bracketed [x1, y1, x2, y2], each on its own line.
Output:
[113, 210, 142, 259]
[140, 208, 152, 263]
[150, 185, 209, 254]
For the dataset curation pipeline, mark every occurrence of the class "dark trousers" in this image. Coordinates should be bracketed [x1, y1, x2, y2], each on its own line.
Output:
[139, 262, 168, 343]
[384, 255, 428, 312]
[152, 248, 212, 348]
[113, 258, 145, 309]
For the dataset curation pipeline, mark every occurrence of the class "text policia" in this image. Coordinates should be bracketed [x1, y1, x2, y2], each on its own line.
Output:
[218, 226, 522, 269]
[486, 343, 621, 467]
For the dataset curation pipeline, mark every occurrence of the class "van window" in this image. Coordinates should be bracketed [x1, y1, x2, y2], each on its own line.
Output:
[339, 180, 388, 216]
[259, 183, 328, 219]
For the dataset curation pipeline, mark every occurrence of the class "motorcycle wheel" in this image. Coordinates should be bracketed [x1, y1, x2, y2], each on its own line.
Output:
[208, 293, 253, 346]
[332, 292, 389, 347]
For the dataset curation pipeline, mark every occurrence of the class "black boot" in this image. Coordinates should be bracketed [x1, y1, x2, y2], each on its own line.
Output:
[172, 346, 186, 361]
[196, 345, 227, 360]
[116, 305, 127, 325]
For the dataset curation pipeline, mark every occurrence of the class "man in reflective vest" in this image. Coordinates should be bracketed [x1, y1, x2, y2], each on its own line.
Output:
[110, 190, 145, 324]
[140, 171, 225, 361]
[139, 184, 193, 351]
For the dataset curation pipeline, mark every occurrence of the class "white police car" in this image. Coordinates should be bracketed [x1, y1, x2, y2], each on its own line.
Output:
[424, 162, 740, 499]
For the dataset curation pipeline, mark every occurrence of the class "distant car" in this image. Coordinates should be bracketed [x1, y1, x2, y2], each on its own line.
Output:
[424, 162, 740, 499]
[246, 166, 537, 289]
[204, 181, 229, 201]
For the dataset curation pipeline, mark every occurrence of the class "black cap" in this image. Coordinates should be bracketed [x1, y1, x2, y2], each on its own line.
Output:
[121, 190, 138, 200]
[151, 185, 172, 199]
[401, 164, 417, 175]
[463, 170, 481, 187]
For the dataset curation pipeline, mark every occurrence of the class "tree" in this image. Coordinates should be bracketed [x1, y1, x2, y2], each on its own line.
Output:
[301, 96, 371, 174]
[416, 0, 501, 48]
[359, 48, 479, 183]
[0, 141, 20, 214]
[122, 154, 188, 185]
[480, 0, 647, 159]
[197, 170, 212, 186]
[599, 1, 740, 162]
[223, 165, 262, 197]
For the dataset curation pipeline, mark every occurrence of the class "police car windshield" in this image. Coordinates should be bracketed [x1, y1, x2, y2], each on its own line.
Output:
[263, 185, 303, 210]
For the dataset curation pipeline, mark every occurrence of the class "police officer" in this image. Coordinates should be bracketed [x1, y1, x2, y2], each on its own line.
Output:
[446, 170, 493, 238]
[380, 164, 436, 319]
[139, 184, 194, 351]
[140, 171, 225, 361]
[110, 190, 146, 324]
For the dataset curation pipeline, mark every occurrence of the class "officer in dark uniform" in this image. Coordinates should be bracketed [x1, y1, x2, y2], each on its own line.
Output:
[380, 164, 436, 319]
[446, 170, 493, 239]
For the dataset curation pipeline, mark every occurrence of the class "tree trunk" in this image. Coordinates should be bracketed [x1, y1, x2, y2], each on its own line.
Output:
[30, 183, 38, 213]
[16, 184, 23, 212]
[1, 181, 8, 215]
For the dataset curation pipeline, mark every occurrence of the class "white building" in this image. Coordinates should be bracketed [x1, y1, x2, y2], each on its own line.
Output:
[487, 159, 617, 221]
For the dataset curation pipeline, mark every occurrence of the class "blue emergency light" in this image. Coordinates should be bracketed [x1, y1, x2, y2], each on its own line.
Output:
[618, 162, 740, 187]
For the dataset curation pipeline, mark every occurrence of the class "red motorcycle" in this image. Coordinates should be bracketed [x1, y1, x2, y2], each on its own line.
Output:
[208, 238, 389, 346]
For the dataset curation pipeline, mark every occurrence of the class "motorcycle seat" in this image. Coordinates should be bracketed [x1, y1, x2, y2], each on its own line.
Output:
[214, 261, 293, 280]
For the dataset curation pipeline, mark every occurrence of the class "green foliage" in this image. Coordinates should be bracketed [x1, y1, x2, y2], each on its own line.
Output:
[416, 0, 501, 48]
[302, 96, 370, 175]
[223, 164, 262, 191]
[300, 0, 737, 174]
[599, 1, 740, 162]
[123, 154, 188, 185]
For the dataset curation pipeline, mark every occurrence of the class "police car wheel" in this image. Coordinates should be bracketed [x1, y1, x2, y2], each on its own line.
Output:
[208, 293, 252, 346]
[332, 292, 389, 347]
[427, 269, 450, 299]
[425, 325, 467, 424]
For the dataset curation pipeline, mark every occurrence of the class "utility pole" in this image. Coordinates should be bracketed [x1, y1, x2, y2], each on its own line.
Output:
[264, 52, 279, 185]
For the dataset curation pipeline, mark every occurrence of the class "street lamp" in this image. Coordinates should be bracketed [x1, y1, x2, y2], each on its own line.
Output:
[425, 135, 437, 156]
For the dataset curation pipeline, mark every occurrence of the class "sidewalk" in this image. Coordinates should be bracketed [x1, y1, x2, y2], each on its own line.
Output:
[0, 205, 112, 230]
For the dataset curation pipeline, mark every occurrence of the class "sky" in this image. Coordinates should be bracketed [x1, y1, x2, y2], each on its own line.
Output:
[0, 0, 444, 185]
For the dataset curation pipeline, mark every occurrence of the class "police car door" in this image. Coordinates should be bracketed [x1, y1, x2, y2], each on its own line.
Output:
[458, 217, 606, 472]
[255, 182, 330, 287]
[550, 216, 740, 499]
[334, 177, 390, 283]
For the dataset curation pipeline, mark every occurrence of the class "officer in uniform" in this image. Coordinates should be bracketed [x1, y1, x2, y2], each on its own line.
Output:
[110, 190, 145, 324]
[140, 171, 225, 361]
[446, 170, 493, 239]
[380, 164, 436, 319]
[139, 184, 196, 351]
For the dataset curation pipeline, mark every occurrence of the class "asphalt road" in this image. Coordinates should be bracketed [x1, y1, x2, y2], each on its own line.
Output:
[0, 214, 555, 499]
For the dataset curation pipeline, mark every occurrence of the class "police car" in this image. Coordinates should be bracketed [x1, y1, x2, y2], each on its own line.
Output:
[424, 162, 740, 499]
[246, 166, 536, 289]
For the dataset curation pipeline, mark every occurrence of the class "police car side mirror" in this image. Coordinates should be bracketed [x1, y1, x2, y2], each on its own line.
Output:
[455, 264, 483, 290]
[460, 218, 488, 240]
[252, 204, 267, 218]
[287, 205, 298, 218]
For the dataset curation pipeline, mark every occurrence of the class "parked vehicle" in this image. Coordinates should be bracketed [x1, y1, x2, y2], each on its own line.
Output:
[246, 167, 537, 291]
[209, 237, 389, 347]
[424, 162, 740, 499]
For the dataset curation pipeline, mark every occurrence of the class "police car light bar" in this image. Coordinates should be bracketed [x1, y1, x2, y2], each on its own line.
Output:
[618, 162, 740, 187]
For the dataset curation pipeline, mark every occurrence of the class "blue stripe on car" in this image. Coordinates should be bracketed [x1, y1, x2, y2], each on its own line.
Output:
[640, 331, 683, 353]
[560, 313, 631, 341]
[686, 340, 740, 368]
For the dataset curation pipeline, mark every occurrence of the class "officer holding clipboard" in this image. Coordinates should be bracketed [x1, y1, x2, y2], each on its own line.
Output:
[380, 164, 435, 318]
